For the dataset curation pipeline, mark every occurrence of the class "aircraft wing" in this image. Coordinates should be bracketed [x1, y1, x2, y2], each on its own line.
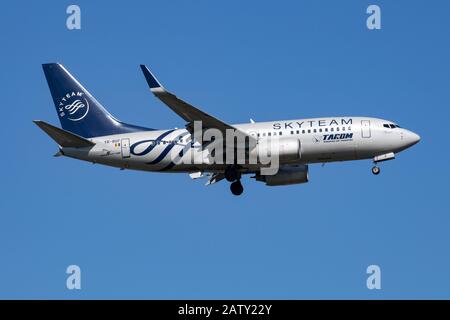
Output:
[140, 65, 256, 148]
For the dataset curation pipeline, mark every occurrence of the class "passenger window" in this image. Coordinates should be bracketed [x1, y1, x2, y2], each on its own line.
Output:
[302, 130, 305, 134]
[336, 127, 339, 132]
[330, 128, 334, 132]
[263, 133, 266, 137]
[342, 127, 345, 131]
[268, 132, 271, 136]
[273, 132, 277, 136]
[279, 132, 282, 136]
[296, 130, 299, 134]
[319, 129, 322, 133]
[290, 131, 294, 135]
[313, 129, 317, 133]
[308, 129, 311, 133]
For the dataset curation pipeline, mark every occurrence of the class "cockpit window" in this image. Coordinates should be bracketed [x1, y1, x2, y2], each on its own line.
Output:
[383, 123, 400, 129]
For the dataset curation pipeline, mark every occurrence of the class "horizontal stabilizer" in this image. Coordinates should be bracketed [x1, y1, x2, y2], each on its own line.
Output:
[33, 120, 95, 148]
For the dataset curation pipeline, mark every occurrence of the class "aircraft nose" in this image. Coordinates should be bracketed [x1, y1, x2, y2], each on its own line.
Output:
[412, 132, 421, 144]
[403, 130, 421, 148]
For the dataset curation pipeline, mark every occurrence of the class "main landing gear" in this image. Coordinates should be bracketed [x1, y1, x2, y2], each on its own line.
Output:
[225, 166, 244, 196]
[230, 180, 244, 196]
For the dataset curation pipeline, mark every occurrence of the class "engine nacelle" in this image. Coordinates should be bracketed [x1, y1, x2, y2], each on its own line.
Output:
[255, 164, 309, 186]
[250, 137, 301, 163]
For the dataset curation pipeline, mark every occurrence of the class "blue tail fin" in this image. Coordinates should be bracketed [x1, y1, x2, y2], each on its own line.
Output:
[42, 63, 153, 138]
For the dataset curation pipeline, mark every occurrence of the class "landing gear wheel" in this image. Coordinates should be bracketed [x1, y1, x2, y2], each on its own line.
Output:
[372, 166, 380, 175]
[230, 180, 244, 196]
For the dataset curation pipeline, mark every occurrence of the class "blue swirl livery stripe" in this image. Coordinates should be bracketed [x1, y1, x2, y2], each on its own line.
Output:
[146, 132, 190, 165]
[161, 141, 192, 171]
[130, 129, 175, 156]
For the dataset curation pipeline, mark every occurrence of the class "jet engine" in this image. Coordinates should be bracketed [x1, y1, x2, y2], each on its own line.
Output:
[254, 164, 309, 186]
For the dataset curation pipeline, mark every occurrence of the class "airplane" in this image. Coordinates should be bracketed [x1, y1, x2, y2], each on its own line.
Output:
[34, 63, 421, 196]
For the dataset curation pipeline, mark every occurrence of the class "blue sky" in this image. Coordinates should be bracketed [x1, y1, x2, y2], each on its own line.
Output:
[1, 0, 449, 299]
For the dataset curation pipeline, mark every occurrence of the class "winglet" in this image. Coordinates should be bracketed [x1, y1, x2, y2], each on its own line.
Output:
[140, 65, 165, 93]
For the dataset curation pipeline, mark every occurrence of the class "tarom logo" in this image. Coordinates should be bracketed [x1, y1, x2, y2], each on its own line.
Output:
[58, 91, 89, 121]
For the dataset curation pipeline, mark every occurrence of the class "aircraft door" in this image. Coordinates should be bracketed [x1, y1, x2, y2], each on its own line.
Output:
[121, 138, 130, 158]
[361, 120, 371, 138]
[298, 138, 302, 159]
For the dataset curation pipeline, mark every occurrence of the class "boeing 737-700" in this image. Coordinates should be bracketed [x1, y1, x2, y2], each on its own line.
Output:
[34, 63, 420, 195]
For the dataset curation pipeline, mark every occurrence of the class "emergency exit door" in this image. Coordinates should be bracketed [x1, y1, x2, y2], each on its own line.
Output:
[121, 138, 130, 158]
[361, 120, 371, 138]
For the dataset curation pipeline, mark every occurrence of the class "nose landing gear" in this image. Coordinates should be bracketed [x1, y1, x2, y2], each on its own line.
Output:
[371, 166, 381, 175]
[371, 152, 395, 175]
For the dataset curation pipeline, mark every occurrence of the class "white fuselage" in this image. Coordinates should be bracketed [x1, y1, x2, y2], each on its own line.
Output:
[61, 117, 420, 174]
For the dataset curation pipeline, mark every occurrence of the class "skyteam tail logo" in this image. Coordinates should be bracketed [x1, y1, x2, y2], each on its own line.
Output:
[58, 91, 89, 121]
